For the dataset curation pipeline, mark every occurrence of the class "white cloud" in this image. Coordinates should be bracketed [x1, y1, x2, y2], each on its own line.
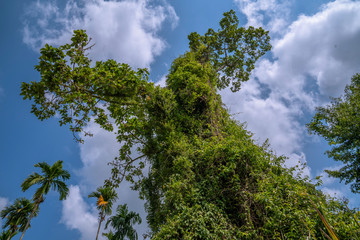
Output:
[225, 0, 360, 178]
[321, 187, 344, 199]
[221, 81, 311, 176]
[77, 121, 119, 190]
[23, 0, 178, 68]
[235, 0, 292, 34]
[61, 185, 99, 240]
[0, 197, 9, 226]
[62, 183, 147, 240]
[221, 78, 305, 156]
[155, 74, 167, 87]
[285, 153, 311, 178]
[60, 120, 147, 239]
[270, 0, 360, 97]
[316, 165, 343, 186]
[0, 197, 8, 210]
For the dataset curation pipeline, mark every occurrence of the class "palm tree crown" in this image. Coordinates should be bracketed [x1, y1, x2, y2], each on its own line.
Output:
[89, 186, 118, 216]
[89, 186, 118, 240]
[0, 198, 38, 240]
[21, 160, 70, 201]
[104, 204, 141, 240]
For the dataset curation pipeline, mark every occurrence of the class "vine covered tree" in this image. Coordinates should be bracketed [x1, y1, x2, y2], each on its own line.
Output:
[89, 186, 118, 240]
[21, 10, 360, 239]
[20, 160, 70, 240]
[308, 73, 360, 193]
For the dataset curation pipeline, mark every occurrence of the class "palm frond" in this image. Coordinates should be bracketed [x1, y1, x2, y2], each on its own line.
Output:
[52, 180, 70, 200]
[35, 162, 51, 175]
[21, 173, 43, 191]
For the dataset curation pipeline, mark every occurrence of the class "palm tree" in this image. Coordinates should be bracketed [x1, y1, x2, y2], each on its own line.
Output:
[0, 198, 38, 240]
[89, 186, 118, 240]
[102, 230, 115, 240]
[104, 204, 141, 240]
[20, 160, 70, 240]
[0, 230, 12, 240]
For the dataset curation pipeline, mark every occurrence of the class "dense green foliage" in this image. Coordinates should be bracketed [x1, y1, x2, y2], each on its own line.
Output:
[20, 10, 360, 239]
[308, 73, 360, 193]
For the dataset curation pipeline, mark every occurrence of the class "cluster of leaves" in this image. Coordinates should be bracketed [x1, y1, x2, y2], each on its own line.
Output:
[307, 73, 360, 193]
[20, 10, 360, 239]
[188, 10, 271, 92]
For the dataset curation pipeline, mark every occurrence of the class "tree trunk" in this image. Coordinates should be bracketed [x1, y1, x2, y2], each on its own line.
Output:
[95, 211, 104, 240]
[6, 229, 17, 240]
[19, 202, 39, 240]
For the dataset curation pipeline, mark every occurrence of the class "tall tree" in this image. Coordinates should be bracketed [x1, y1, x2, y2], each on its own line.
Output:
[307, 73, 360, 193]
[0, 198, 37, 240]
[20, 160, 70, 240]
[104, 204, 141, 240]
[89, 186, 118, 240]
[21, 10, 360, 239]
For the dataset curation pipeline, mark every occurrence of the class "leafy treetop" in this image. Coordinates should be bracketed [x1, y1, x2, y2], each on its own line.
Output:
[188, 9, 271, 91]
[307, 73, 360, 193]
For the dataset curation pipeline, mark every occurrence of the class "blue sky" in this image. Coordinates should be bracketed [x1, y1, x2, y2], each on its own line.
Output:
[1, 0, 360, 239]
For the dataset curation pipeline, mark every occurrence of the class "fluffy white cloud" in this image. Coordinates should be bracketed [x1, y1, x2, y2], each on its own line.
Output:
[61, 120, 147, 238]
[321, 187, 344, 199]
[61, 185, 99, 240]
[221, 80, 311, 176]
[271, 0, 360, 97]
[155, 74, 167, 87]
[316, 165, 343, 186]
[223, 0, 360, 177]
[285, 153, 311, 178]
[62, 183, 147, 240]
[23, 0, 178, 68]
[221, 80, 304, 156]
[76, 121, 119, 190]
[224, 0, 305, 162]
[0, 197, 9, 226]
[235, 0, 292, 34]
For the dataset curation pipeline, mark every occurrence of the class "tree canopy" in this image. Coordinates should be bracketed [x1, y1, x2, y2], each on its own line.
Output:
[21, 10, 360, 239]
[307, 73, 360, 193]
